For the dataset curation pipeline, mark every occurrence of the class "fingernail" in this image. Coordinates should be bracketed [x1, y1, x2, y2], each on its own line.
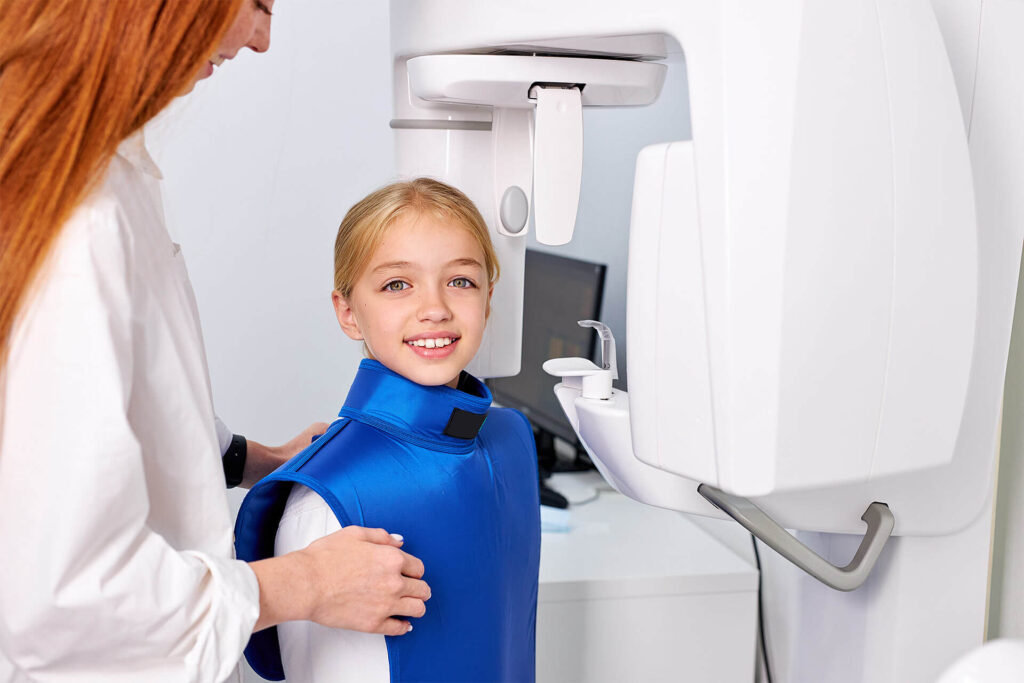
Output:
[390, 533, 404, 542]
[407, 624, 414, 633]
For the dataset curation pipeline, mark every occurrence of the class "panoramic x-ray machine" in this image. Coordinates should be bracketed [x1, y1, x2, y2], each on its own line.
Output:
[389, 1, 1024, 680]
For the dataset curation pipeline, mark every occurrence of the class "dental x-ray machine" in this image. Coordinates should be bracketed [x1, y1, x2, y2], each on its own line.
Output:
[389, 1, 1024, 680]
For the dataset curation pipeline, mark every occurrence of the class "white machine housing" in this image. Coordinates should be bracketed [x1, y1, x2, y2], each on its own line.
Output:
[389, 0, 1024, 538]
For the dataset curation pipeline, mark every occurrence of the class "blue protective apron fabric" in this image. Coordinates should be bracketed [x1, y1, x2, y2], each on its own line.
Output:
[235, 359, 541, 682]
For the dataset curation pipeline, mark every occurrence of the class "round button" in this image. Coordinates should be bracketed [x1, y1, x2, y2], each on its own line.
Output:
[500, 186, 529, 235]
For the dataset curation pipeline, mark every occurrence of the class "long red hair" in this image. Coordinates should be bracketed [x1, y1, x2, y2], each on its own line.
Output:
[0, 0, 244, 370]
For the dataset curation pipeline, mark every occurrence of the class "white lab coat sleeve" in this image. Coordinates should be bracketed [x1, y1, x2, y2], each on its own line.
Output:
[215, 416, 233, 456]
[0, 202, 259, 682]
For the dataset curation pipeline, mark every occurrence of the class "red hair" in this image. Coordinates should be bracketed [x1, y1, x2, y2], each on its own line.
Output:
[0, 0, 244, 369]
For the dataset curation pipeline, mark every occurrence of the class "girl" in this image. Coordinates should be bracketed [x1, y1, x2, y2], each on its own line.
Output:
[235, 178, 542, 682]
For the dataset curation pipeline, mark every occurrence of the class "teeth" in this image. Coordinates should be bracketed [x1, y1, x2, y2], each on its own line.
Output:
[408, 337, 453, 348]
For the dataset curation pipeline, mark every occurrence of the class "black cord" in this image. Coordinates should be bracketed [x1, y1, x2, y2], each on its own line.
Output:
[752, 535, 773, 683]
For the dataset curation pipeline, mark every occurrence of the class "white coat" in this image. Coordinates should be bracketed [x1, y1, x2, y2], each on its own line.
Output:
[0, 133, 260, 683]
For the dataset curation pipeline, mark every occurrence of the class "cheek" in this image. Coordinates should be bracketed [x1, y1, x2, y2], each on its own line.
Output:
[221, 11, 255, 51]
[465, 294, 490, 329]
[356, 302, 376, 329]
[357, 299, 406, 337]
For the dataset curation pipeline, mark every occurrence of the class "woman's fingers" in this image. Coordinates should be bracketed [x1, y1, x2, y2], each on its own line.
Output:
[353, 526, 405, 547]
[349, 527, 425, 577]
[290, 526, 431, 633]
[378, 618, 414, 636]
[392, 595, 428, 619]
[400, 550, 425, 579]
[403, 576, 430, 601]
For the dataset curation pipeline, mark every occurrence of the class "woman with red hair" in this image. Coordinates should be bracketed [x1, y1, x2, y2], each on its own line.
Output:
[0, 2, 429, 680]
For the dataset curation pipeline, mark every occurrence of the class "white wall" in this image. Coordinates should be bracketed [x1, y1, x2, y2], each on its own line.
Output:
[149, 1, 392, 470]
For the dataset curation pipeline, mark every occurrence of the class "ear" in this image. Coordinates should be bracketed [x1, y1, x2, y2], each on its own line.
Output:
[332, 290, 364, 340]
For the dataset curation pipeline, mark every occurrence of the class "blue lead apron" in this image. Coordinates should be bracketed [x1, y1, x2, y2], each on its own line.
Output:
[235, 359, 541, 681]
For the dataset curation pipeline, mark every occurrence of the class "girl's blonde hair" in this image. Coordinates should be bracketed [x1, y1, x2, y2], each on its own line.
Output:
[333, 178, 500, 297]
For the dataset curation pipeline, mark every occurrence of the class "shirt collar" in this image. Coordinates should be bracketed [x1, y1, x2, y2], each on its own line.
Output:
[339, 359, 492, 453]
[115, 128, 163, 179]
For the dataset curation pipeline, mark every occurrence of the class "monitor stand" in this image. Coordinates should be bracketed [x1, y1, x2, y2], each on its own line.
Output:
[535, 428, 593, 508]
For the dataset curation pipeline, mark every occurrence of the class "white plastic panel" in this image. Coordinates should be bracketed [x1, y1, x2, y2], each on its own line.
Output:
[532, 87, 582, 246]
[929, 0, 983, 129]
[553, 385, 722, 517]
[491, 108, 533, 237]
[866, 0, 976, 478]
[717, 0, 803, 496]
[771, 0, 894, 494]
[407, 55, 666, 109]
[393, 59, 492, 122]
[485, 34, 669, 61]
[627, 142, 718, 485]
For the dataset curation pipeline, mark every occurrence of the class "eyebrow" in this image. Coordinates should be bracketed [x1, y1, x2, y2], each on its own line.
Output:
[371, 258, 484, 273]
[447, 257, 484, 269]
[372, 261, 412, 273]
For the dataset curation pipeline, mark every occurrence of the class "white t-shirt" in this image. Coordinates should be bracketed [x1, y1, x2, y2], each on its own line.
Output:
[274, 484, 390, 683]
[0, 134, 260, 683]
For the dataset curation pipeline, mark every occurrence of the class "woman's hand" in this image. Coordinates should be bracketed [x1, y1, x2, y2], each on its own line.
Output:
[242, 422, 330, 487]
[249, 526, 430, 635]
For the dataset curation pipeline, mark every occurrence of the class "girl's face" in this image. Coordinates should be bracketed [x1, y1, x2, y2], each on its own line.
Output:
[188, 0, 274, 90]
[333, 212, 493, 388]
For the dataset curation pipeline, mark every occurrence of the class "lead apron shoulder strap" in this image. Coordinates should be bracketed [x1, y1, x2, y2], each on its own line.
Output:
[234, 417, 352, 681]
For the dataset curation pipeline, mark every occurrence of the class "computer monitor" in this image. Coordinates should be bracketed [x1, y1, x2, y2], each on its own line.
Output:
[488, 248, 607, 450]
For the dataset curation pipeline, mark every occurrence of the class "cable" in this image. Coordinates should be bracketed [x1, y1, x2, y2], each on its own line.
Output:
[751, 535, 773, 683]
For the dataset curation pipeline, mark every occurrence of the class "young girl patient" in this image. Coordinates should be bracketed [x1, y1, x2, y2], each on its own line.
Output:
[235, 178, 541, 682]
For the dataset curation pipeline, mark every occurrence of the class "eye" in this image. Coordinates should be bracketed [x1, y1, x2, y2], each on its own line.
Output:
[449, 277, 476, 289]
[383, 280, 410, 292]
[254, 0, 273, 15]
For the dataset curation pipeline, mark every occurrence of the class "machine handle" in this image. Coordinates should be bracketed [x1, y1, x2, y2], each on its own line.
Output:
[578, 319, 618, 380]
[530, 85, 582, 246]
[697, 484, 894, 591]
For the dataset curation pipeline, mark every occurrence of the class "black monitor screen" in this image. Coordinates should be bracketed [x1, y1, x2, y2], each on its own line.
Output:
[488, 249, 607, 444]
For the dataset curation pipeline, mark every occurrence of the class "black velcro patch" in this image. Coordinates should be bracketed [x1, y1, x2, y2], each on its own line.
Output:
[443, 408, 487, 439]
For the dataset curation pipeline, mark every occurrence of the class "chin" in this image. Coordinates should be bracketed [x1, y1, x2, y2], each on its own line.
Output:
[421, 372, 462, 387]
[402, 364, 462, 388]
[389, 346, 474, 388]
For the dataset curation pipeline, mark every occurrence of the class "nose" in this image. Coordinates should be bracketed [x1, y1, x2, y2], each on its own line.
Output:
[248, 13, 271, 53]
[418, 285, 452, 323]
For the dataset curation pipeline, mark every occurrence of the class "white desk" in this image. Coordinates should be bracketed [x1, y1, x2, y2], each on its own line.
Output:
[538, 473, 759, 683]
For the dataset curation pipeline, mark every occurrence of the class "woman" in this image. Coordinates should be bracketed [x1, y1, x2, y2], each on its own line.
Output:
[0, 2, 429, 681]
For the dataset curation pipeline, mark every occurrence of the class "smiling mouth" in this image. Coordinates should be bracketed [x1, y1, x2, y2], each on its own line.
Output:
[406, 336, 458, 349]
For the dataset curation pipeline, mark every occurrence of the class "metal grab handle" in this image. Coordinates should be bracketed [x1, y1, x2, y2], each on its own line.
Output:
[697, 484, 895, 591]
[577, 320, 618, 379]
